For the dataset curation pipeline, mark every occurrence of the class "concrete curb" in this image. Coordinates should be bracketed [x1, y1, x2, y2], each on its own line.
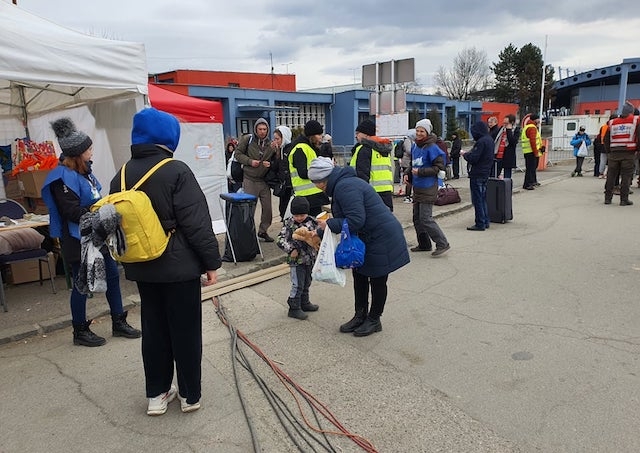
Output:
[0, 169, 571, 344]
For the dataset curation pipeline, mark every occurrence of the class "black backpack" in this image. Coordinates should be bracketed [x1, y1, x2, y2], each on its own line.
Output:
[394, 139, 405, 159]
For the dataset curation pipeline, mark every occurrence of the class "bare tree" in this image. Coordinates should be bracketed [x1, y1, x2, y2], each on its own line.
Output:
[396, 81, 424, 94]
[434, 47, 491, 100]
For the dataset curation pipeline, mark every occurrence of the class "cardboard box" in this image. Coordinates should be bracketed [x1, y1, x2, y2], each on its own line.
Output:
[16, 170, 51, 198]
[3, 252, 56, 285]
[4, 173, 22, 199]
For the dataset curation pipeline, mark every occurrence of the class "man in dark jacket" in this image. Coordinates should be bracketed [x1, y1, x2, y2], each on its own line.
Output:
[449, 131, 462, 179]
[111, 107, 222, 416]
[462, 121, 494, 231]
[234, 118, 276, 241]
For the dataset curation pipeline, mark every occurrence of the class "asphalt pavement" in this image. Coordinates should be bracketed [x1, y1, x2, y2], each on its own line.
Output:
[2, 160, 639, 452]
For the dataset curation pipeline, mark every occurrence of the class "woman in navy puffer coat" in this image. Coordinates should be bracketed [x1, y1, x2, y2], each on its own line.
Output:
[310, 160, 410, 337]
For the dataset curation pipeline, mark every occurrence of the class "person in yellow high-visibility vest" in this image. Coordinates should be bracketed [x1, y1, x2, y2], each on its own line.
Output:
[288, 120, 330, 216]
[349, 119, 394, 211]
[520, 113, 543, 190]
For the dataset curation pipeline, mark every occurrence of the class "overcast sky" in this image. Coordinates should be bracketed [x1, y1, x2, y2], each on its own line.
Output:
[14, 0, 640, 91]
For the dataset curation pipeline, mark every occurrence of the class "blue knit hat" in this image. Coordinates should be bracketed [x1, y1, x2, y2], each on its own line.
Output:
[131, 108, 181, 152]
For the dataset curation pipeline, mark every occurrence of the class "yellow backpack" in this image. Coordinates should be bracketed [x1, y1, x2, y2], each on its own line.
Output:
[92, 159, 172, 263]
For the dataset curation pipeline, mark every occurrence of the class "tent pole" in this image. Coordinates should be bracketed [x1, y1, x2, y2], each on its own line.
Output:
[18, 85, 30, 139]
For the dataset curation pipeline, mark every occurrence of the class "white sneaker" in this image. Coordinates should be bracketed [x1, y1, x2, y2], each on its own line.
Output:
[403, 197, 412, 203]
[178, 395, 201, 413]
[147, 385, 177, 416]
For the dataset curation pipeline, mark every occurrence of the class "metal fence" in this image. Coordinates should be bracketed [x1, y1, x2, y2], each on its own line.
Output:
[330, 137, 581, 174]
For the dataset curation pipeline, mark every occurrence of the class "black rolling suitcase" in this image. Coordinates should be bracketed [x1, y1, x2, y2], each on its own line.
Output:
[487, 177, 513, 223]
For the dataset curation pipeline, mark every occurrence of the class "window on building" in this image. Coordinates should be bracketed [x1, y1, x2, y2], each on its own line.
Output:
[228, 82, 240, 88]
[584, 110, 590, 115]
[594, 109, 600, 114]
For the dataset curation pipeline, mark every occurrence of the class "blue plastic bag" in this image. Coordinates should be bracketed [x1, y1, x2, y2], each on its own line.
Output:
[335, 219, 365, 269]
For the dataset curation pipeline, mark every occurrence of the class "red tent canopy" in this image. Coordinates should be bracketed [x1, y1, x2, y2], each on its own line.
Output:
[148, 84, 223, 124]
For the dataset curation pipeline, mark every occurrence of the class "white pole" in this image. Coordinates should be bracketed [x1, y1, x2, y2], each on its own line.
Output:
[375, 62, 380, 116]
[539, 35, 548, 118]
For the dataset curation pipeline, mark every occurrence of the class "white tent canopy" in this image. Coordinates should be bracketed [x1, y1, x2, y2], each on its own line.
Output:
[0, 1, 148, 195]
[0, 1, 147, 120]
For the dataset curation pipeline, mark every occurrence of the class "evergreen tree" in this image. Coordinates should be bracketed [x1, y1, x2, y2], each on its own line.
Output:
[408, 105, 421, 130]
[492, 43, 556, 118]
[492, 44, 519, 103]
[427, 107, 442, 137]
[445, 107, 459, 140]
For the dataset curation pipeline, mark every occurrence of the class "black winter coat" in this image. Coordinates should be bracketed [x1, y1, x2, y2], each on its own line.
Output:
[501, 127, 519, 170]
[110, 144, 221, 283]
[324, 166, 409, 278]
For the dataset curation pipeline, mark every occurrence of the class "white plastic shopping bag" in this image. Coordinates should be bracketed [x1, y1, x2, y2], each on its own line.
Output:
[311, 230, 346, 287]
[577, 141, 588, 157]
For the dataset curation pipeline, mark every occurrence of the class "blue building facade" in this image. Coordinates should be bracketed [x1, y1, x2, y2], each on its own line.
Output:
[174, 84, 483, 146]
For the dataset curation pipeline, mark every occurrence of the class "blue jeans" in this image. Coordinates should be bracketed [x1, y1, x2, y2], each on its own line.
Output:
[469, 177, 489, 229]
[70, 253, 124, 324]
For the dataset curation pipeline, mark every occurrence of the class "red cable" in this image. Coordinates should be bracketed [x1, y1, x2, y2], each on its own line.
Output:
[211, 296, 379, 453]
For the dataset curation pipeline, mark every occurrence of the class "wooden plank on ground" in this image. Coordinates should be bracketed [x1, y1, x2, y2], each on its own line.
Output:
[201, 263, 289, 300]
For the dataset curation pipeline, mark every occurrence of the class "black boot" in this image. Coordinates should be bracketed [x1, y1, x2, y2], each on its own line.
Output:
[112, 311, 142, 338]
[287, 297, 308, 320]
[353, 316, 382, 337]
[73, 320, 106, 347]
[300, 295, 319, 312]
[339, 308, 367, 333]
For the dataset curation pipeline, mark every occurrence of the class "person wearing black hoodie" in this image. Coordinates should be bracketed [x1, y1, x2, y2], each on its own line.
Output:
[234, 118, 276, 241]
[462, 121, 494, 231]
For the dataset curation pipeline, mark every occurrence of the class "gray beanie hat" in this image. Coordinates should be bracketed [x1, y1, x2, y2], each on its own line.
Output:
[620, 101, 635, 117]
[51, 118, 93, 157]
[308, 157, 334, 181]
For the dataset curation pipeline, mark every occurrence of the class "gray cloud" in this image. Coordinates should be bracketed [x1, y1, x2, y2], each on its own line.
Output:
[15, 0, 640, 89]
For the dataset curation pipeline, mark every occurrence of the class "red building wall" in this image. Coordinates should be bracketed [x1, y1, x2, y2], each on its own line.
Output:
[574, 100, 640, 116]
[481, 102, 519, 122]
[148, 70, 296, 91]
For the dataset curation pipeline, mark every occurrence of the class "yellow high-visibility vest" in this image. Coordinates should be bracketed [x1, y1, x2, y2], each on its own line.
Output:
[350, 145, 394, 193]
[520, 123, 542, 155]
[288, 143, 323, 196]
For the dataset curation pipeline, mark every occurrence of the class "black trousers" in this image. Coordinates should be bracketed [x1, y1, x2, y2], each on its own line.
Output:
[138, 279, 202, 404]
[278, 187, 292, 221]
[451, 156, 460, 178]
[352, 270, 388, 319]
[523, 153, 537, 188]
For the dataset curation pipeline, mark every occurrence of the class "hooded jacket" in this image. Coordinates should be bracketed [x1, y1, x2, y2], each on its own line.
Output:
[570, 131, 592, 157]
[322, 166, 409, 278]
[275, 125, 293, 187]
[401, 129, 416, 168]
[276, 125, 292, 151]
[234, 118, 275, 181]
[464, 121, 494, 178]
